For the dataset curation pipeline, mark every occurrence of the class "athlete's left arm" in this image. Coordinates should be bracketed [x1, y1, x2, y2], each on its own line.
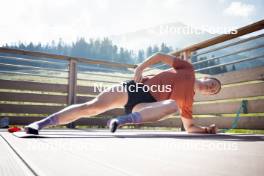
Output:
[181, 117, 217, 134]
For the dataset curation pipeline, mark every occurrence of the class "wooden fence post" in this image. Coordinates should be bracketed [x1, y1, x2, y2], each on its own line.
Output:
[66, 59, 77, 128]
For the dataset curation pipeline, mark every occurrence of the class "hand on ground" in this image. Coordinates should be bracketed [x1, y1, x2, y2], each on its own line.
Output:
[206, 124, 218, 134]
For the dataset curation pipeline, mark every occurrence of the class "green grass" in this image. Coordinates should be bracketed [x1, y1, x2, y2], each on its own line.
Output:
[223, 129, 264, 134]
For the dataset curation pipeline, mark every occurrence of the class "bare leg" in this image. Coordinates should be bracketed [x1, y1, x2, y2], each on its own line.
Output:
[108, 99, 178, 132]
[25, 85, 128, 133]
[132, 99, 178, 122]
[56, 85, 128, 124]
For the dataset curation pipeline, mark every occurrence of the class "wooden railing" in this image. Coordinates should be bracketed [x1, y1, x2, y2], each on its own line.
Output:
[170, 19, 264, 57]
[0, 19, 264, 129]
[0, 48, 135, 127]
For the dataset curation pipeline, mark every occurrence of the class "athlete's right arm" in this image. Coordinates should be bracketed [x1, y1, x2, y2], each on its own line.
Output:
[134, 53, 175, 82]
[137, 52, 175, 70]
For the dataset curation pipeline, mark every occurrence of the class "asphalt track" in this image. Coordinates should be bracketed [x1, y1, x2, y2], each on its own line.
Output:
[0, 129, 263, 176]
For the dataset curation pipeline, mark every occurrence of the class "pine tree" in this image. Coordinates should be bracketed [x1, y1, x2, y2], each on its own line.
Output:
[137, 49, 145, 63]
[146, 46, 153, 57]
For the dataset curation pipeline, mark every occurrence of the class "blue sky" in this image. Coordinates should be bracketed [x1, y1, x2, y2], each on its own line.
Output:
[0, 0, 263, 45]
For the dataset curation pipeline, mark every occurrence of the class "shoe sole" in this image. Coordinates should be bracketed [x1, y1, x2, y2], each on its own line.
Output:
[25, 127, 39, 135]
[110, 121, 119, 133]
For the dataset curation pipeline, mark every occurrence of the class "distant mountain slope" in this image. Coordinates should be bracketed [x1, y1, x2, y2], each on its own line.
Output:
[110, 22, 218, 50]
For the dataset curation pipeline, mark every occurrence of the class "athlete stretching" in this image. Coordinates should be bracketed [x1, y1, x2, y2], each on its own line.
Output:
[25, 52, 221, 135]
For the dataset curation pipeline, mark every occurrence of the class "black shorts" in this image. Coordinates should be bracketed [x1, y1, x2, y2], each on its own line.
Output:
[122, 80, 157, 114]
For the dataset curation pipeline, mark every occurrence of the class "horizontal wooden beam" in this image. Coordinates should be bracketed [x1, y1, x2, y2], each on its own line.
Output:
[0, 47, 137, 69]
[75, 117, 110, 126]
[6, 116, 43, 125]
[77, 96, 95, 103]
[214, 66, 264, 85]
[0, 79, 68, 93]
[0, 92, 67, 104]
[193, 99, 264, 114]
[195, 82, 264, 102]
[2, 116, 111, 126]
[0, 79, 104, 96]
[0, 104, 64, 114]
[170, 19, 264, 56]
[0, 104, 124, 116]
[136, 118, 182, 128]
[77, 85, 101, 95]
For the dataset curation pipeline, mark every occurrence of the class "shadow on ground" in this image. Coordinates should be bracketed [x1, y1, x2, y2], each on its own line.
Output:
[13, 132, 264, 142]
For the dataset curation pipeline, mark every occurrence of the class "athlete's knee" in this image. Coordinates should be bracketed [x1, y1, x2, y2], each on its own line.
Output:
[163, 99, 178, 113]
